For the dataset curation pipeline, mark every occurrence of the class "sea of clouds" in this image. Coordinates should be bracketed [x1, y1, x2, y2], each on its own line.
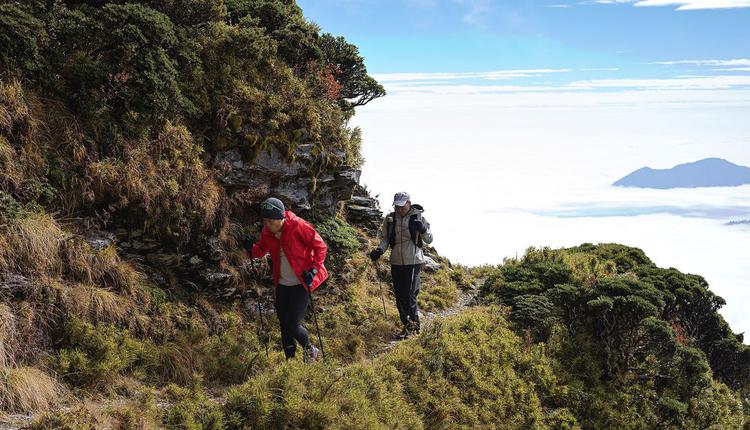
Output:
[354, 83, 750, 337]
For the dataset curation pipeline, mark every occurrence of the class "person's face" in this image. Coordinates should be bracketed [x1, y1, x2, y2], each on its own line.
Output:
[395, 201, 411, 217]
[263, 218, 285, 234]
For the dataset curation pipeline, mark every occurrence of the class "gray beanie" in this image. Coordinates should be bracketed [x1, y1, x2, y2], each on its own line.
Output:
[260, 197, 285, 220]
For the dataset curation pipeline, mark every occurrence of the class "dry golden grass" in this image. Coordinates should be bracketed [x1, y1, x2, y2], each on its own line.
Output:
[86, 123, 223, 243]
[0, 366, 62, 413]
[0, 304, 18, 368]
[62, 284, 130, 325]
[61, 240, 144, 295]
[0, 80, 47, 177]
[561, 251, 617, 288]
[154, 340, 199, 385]
[0, 213, 63, 275]
[0, 80, 33, 137]
[0, 136, 23, 191]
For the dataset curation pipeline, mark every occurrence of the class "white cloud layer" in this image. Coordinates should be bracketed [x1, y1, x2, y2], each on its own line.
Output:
[652, 59, 750, 66]
[371, 69, 572, 83]
[378, 74, 750, 94]
[594, 0, 750, 9]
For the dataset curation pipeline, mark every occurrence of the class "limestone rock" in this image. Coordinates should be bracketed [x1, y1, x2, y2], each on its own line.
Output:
[423, 256, 441, 272]
[84, 231, 115, 250]
[212, 146, 360, 214]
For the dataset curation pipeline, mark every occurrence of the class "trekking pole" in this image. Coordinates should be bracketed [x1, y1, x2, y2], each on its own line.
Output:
[370, 257, 388, 318]
[306, 279, 325, 360]
[245, 259, 269, 358]
[256, 300, 269, 358]
[409, 229, 422, 332]
[379, 280, 388, 318]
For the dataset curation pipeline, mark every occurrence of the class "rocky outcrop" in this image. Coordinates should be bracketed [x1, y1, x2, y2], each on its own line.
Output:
[212, 145, 360, 214]
[344, 185, 383, 233]
[422, 255, 441, 272]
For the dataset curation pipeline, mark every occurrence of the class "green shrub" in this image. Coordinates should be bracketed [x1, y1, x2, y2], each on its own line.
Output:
[0, 4, 47, 78]
[224, 360, 422, 430]
[199, 310, 272, 385]
[418, 269, 459, 312]
[309, 215, 360, 266]
[380, 307, 575, 429]
[163, 376, 224, 430]
[54, 316, 151, 388]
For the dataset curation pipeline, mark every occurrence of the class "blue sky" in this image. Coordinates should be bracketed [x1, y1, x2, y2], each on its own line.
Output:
[297, 0, 750, 87]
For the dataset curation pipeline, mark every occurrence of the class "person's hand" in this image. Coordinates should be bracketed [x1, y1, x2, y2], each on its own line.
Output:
[410, 218, 427, 234]
[369, 248, 384, 261]
[302, 268, 317, 286]
[242, 234, 254, 252]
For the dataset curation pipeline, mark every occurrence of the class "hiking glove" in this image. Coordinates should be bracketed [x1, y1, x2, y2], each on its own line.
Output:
[410, 219, 427, 234]
[369, 248, 384, 261]
[302, 268, 317, 286]
[242, 234, 254, 252]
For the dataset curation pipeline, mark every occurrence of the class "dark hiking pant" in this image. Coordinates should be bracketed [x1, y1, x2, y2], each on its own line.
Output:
[275, 284, 311, 359]
[391, 264, 422, 327]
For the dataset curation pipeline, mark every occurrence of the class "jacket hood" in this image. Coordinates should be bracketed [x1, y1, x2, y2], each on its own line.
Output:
[284, 210, 300, 223]
[408, 204, 424, 215]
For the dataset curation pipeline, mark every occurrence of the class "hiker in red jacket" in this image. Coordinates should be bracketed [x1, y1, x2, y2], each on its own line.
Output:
[243, 197, 328, 362]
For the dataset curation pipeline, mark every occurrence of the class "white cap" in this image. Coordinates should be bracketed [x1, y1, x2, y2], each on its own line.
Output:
[393, 191, 410, 207]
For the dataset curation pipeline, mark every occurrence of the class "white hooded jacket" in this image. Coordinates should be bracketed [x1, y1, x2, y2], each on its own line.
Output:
[376, 205, 433, 266]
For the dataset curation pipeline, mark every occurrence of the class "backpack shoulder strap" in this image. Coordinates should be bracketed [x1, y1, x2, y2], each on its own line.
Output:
[387, 212, 396, 248]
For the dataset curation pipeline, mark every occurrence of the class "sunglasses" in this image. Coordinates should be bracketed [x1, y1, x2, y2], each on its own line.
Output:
[261, 202, 279, 211]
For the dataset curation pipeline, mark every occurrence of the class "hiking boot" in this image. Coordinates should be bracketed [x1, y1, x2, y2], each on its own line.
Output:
[303, 345, 319, 363]
[407, 320, 420, 336]
[395, 326, 410, 340]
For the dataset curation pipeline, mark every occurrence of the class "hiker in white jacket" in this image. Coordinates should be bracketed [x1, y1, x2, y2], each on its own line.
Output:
[369, 191, 433, 339]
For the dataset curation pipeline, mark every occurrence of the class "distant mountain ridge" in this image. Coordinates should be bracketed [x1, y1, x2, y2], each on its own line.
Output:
[613, 158, 750, 189]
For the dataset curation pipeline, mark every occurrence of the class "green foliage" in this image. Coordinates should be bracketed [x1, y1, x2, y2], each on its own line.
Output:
[0, 190, 39, 223]
[380, 307, 577, 429]
[511, 294, 558, 341]
[318, 33, 386, 109]
[566, 243, 653, 272]
[448, 266, 475, 291]
[418, 268, 459, 312]
[29, 406, 100, 430]
[1, 0, 381, 242]
[0, 4, 47, 78]
[223, 308, 578, 430]
[309, 214, 360, 267]
[198, 310, 272, 385]
[480, 247, 573, 305]
[53, 316, 150, 388]
[44, 3, 186, 136]
[224, 361, 423, 430]
[163, 376, 224, 430]
[478, 244, 748, 428]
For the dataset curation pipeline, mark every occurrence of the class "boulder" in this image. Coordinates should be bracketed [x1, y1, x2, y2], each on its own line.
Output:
[344, 186, 383, 231]
[84, 231, 115, 250]
[423, 256, 441, 272]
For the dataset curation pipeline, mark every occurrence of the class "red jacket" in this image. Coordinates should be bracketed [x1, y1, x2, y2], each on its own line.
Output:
[248, 210, 328, 292]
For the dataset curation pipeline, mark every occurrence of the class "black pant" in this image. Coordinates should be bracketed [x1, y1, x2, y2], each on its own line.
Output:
[391, 264, 421, 327]
[275, 284, 311, 358]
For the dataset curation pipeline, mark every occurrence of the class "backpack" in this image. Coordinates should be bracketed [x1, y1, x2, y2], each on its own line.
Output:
[387, 204, 425, 249]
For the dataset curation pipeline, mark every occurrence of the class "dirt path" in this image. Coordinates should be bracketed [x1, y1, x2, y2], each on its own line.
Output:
[368, 282, 481, 358]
